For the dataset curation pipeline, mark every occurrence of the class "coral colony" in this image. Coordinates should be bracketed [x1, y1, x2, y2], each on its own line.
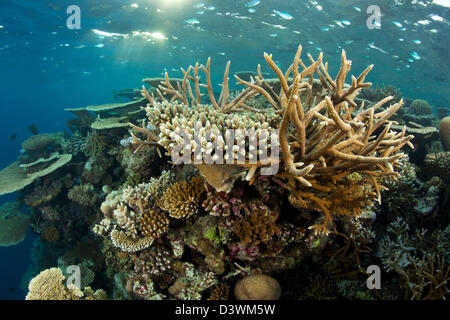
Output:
[0, 45, 448, 300]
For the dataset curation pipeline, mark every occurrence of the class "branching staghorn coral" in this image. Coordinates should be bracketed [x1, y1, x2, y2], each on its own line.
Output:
[130, 45, 413, 235]
[380, 218, 449, 300]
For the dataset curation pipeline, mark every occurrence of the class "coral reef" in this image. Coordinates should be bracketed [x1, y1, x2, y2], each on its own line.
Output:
[6, 44, 448, 301]
[132, 45, 413, 235]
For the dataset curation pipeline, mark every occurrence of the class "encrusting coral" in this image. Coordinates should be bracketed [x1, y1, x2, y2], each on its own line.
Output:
[130, 45, 413, 234]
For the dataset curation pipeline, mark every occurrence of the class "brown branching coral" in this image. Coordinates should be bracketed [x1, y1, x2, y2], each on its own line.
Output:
[232, 205, 280, 247]
[131, 45, 413, 235]
[208, 283, 230, 300]
[139, 209, 169, 239]
[41, 226, 60, 242]
[160, 176, 206, 219]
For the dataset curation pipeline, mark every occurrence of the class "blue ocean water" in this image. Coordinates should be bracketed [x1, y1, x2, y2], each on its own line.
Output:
[0, 0, 448, 300]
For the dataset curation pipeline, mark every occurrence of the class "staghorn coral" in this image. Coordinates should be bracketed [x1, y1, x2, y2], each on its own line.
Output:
[380, 218, 449, 300]
[131, 45, 413, 234]
[160, 176, 206, 219]
[68, 183, 99, 207]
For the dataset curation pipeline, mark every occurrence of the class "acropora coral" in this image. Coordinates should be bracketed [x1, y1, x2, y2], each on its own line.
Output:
[131, 45, 413, 234]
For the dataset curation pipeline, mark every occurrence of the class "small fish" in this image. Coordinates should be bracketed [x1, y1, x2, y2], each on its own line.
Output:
[9, 134, 17, 141]
[410, 51, 421, 60]
[273, 10, 293, 20]
[246, 0, 261, 8]
[392, 21, 403, 27]
[185, 18, 200, 25]
[28, 124, 39, 135]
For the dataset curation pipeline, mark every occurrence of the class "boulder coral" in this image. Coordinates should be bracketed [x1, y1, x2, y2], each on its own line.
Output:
[234, 274, 281, 300]
[439, 116, 450, 151]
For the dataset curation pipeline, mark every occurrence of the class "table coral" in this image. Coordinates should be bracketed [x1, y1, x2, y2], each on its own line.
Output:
[0, 202, 30, 247]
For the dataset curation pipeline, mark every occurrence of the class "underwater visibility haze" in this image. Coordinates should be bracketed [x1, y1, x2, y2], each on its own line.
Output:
[0, 0, 449, 301]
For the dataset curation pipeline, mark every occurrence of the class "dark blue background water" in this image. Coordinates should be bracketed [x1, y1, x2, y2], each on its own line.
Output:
[0, 0, 449, 299]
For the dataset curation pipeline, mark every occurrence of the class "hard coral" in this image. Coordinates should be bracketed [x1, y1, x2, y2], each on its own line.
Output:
[161, 176, 206, 219]
[41, 226, 60, 242]
[132, 45, 413, 235]
[139, 209, 169, 239]
[232, 204, 280, 247]
[234, 274, 281, 300]
[439, 116, 450, 151]
[25, 268, 82, 300]
[68, 183, 98, 207]
[410, 99, 432, 115]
